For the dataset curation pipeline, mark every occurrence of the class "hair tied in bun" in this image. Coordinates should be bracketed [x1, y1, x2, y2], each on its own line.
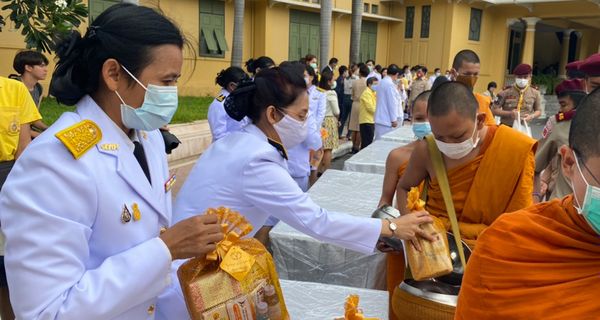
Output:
[86, 26, 100, 40]
[52, 30, 83, 60]
[224, 80, 256, 121]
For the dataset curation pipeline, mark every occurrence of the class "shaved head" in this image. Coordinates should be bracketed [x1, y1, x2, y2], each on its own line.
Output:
[452, 50, 480, 70]
[428, 82, 478, 119]
[570, 88, 600, 162]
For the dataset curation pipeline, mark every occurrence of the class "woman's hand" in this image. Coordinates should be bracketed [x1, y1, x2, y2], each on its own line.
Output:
[159, 214, 224, 260]
[389, 211, 437, 250]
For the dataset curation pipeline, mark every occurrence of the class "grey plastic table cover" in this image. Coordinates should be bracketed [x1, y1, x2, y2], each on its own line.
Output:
[280, 279, 389, 319]
[381, 125, 416, 144]
[343, 140, 406, 175]
[270, 170, 387, 290]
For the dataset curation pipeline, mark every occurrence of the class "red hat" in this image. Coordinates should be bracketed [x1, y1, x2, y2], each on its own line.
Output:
[565, 60, 582, 71]
[513, 63, 532, 76]
[579, 53, 600, 77]
[555, 79, 585, 96]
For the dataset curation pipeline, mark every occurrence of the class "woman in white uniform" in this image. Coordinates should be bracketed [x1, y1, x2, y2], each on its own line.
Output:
[0, 4, 222, 319]
[173, 65, 435, 266]
[207, 66, 249, 142]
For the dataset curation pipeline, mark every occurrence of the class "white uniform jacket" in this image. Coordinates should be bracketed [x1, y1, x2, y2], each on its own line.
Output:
[374, 76, 400, 127]
[0, 96, 179, 319]
[286, 86, 325, 178]
[207, 88, 248, 142]
[173, 124, 381, 251]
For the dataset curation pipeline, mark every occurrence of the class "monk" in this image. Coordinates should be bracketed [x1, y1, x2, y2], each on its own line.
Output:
[396, 81, 536, 248]
[455, 88, 600, 319]
[451, 49, 496, 126]
[378, 90, 430, 320]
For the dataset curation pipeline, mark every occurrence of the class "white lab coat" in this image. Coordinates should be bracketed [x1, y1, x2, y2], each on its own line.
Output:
[286, 86, 325, 179]
[0, 96, 181, 319]
[374, 77, 400, 139]
[207, 88, 248, 142]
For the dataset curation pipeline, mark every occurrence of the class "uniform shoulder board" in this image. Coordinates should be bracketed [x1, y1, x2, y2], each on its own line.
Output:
[55, 119, 102, 159]
[216, 94, 226, 102]
[317, 87, 326, 93]
[267, 138, 288, 160]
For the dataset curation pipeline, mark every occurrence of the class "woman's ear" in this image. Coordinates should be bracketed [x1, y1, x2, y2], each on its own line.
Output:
[266, 106, 279, 125]
[102, 58, 123, 92]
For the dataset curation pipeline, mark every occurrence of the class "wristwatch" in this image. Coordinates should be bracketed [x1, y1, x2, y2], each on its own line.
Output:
[388, 219, 398, 237]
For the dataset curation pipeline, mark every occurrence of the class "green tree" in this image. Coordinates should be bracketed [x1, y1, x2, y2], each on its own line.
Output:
[0, 0, 88, 52]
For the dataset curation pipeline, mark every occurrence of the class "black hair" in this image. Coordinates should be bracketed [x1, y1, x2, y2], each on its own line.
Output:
[487, 81, 497, 90]
[329, 57, 338, 65]
[428, 82, 478, 118]
[387, 64, 401, 76]
[319, 70, 334, 90]
[13, 50, 49, 74]
[216, 66, 248, 88]
[452, 49, 480, 71]
[422, 67, 428, 74]
[366, 59, 375, 65]
[245, 56, 275, 74]
[366, 77, 378, 87]
[569, 88, 600, 162]
[304, 54, 317, 64]
[359, 64, 370, 77]
[375, 65, 382, 72]
[50, 4, 185, 105]
[224, 65, 307, 123]
[381, 68, 388, 74]
[431, 75, 450, 91]
[558, 91, 587, 109]
[434, 68, 441, 73]
[402, 65, 410, 71]
[338, 65, 348, 78]
[305, 64, 318, 85]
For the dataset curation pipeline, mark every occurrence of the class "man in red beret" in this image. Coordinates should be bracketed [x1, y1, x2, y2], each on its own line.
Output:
[535, 79, 587, 202]
[493, 63, 542, 128]
[566, 60, 585, 80]
[579, 53, 600, 93]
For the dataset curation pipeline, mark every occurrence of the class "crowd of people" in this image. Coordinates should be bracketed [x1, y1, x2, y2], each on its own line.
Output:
[1, 3, 600, 320]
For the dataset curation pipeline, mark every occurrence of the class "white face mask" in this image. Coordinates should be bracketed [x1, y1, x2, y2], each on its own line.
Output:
[435, 72, 441, 77]
[273, 111, 308, 150]
[331, 81, 337, 90]
[434, 116, 480, 160]
[304, 77, 311, 87]
[515, 78, 529, 88]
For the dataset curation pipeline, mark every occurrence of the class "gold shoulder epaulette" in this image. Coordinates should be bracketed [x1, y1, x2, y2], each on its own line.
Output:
[317, 87, 326, 93]
[55, 119, 102, 159]
[216, 94, 226, 102]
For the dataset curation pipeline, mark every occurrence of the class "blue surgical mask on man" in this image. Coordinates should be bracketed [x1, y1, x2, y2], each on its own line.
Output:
[573, 154, 600, 234]
[115, 65, 178, 131]
[412, 122, 432, 139]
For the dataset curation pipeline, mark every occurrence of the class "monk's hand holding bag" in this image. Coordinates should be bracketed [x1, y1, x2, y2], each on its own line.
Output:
[178, 207, 289, 320]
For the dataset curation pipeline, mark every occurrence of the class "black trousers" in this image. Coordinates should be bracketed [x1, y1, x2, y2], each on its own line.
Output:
[339, 94, 353, 136]
[360, 123, 374, 149]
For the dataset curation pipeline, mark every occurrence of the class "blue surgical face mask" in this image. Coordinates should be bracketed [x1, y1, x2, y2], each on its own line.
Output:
[573, 155, 600, 234]
[115, 65, 178, 131]
[412, 122, 431, 139]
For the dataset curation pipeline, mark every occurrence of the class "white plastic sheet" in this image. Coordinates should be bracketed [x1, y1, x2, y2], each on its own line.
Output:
[343, 140, 405, 174]
[270, 170, 387, 290]
[280, 279, 389, 320]
[381, 125, 416, 144]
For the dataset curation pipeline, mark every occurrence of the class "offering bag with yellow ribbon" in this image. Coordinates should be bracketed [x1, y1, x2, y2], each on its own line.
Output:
[334, 295, 380, 320]
[178, 207, 289, 320]
[404, 187, 453, 281]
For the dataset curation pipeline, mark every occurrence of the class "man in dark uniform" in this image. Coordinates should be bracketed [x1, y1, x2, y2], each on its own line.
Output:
[579, 53, 600, 93]
[493, 63, 542, 127]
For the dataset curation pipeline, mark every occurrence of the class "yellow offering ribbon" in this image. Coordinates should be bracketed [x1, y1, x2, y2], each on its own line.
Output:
[206, 224, 241, 262]
[515, 84, 530, 114]
[344, 295, 379, 320]
[406, 187, 426, 211]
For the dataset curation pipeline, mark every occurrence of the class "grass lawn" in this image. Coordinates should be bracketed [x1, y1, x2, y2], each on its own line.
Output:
[40, 96, 213, 125]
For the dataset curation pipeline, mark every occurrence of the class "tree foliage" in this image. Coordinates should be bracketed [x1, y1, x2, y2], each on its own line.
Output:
[0, 0, 88, 52]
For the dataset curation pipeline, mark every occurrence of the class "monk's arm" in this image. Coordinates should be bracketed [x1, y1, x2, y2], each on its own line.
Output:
[396, 142, 429, 214]
[379, 151, 402, 207]
[506, 148, 536, 212]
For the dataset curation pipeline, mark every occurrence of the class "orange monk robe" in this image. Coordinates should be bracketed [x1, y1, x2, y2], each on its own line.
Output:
[455, 196, 600, 319]
[425, 125, 536, 248]
[475, 93, 496, 126]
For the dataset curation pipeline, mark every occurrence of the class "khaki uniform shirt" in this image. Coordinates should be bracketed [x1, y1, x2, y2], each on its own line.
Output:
[408, 78, 430, 108]
[535, 117, 572, 200]
[495, 86, 542, 126]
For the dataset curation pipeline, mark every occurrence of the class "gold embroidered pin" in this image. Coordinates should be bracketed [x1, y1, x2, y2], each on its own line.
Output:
[100, 143, 119, 151]
[121, 204, 132, 223]
[8, 116, 19, 135]
[132, 203, 141, 221]
[164, 174, 176, 193]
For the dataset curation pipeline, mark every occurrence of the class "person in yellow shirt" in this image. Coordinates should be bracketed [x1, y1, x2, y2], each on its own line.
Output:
[0, 75, 41, 320]
[359, 77, 378, 149]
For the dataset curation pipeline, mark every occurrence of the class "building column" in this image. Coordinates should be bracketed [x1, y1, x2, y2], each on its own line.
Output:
[558, 29, 575, 78]
[521, 17, 541, 66]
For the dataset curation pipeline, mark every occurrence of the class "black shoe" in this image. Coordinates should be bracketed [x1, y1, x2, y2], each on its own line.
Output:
[351, 148, 359, 154]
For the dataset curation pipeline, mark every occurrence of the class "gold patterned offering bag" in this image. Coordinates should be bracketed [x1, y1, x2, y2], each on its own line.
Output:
[178, 207, 289, 320]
